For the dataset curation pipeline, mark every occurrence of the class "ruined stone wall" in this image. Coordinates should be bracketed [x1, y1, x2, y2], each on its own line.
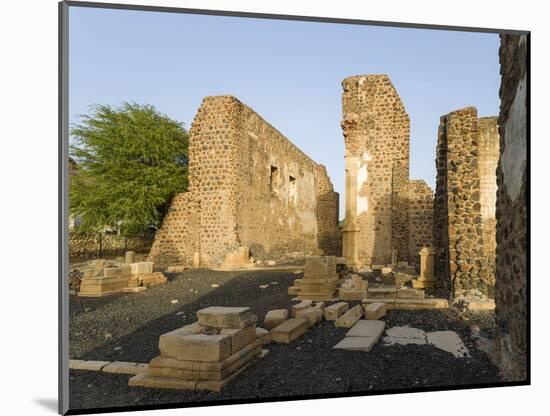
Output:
[234, 99, 338, 260]
[341, 74, 410, 266]
[150, 96, 340, 265]
[433, 108, 499, 296]
[495, 34, 528, 381]
[316, 165, 342, 256]
[408, 180, 433, 266]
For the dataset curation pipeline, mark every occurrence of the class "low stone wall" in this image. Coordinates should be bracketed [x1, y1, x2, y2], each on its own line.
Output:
[69, 232, 155, 261]
[408, 180, 433, 266]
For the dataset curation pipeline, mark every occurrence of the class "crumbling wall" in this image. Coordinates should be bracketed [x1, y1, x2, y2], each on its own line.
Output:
[495, 34, 528, 381]
[408, 180, 433, 266]
[341, 74, 410, 266]
[150, 96, 340, 265]
[433, 108, 499, 296]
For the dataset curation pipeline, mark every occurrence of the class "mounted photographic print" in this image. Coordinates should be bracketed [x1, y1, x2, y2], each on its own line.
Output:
[59, 1, 530, 414]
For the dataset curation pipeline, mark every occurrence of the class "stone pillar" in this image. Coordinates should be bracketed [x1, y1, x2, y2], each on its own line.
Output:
[125, 250, 135, 264]
[342, 155, 360, 269]
[412, 247, 436, 289]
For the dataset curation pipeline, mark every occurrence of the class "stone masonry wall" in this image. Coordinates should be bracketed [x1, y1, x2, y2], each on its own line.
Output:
[495, 34, 528, 381]
[150, 96, 340, 265]
[341, 74, 410, 266]
[433, 107, 499, 297]
[408, 180, 433, 267]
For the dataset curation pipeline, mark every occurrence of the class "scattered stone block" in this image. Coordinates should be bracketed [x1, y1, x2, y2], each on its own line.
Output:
[82, 268, 102, 279]
[364, 302, 387, 320]
[295, 307, 323, 327]
[324, 302, 349, 320]
[291, 300, 313, 317]
[69, 360, 110, 371]
[334, 305, 363, 328]
[270, 318, 309, 344]
[345, 320, 385, 338]
[197, 306, 256, 329]
[263, 309, 289, 330]
[333, 336, 379, 352]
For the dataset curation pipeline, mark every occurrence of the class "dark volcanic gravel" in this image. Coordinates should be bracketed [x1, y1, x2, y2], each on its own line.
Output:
[69, 269, 501, 412]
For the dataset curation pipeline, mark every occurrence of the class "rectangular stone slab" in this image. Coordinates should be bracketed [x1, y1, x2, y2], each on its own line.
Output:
[197, 306, 256, 329]
[102, 361, 149, 375]
[324, 302, 349, 320]
[270, 317, 309, 344]
[364, 302, 387, 320]
[291, 300, 313, 317]
[159, 333, 231, 362]
[339, 289, 365, 301]
[69, 360, 110, 371]
[345, 320, 385, 338]
[333, 336, 379, 352]
[334, 305, 363, 328]
[263, 309, 289, 330]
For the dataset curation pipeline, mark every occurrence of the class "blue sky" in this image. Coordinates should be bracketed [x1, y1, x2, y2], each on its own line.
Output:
[69, 6, 501, 218]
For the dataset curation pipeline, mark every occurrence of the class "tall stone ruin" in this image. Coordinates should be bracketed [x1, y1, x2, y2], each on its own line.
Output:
[340, 74, 433, 268]
[433, 107, 500, 297]
[495, 34, 527, 381]
[149, 96, 341, 266]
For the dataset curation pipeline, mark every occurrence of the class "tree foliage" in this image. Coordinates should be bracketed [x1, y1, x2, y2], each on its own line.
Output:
[70, 102, 189, 236]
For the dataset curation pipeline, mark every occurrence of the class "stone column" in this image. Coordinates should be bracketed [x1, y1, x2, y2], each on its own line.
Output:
[342, 155, 360, 269]
[412, 247, 436, 289]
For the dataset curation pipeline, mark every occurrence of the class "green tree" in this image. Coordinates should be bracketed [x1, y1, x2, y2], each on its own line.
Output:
[70, 102, 189, 236]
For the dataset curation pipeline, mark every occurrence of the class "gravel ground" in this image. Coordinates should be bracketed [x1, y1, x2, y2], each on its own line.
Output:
[69, 269, 500, 412]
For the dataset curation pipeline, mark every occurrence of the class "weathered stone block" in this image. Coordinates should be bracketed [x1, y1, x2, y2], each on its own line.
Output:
[396, 288, 425, 299]
[69, 360, 110, 371]
[345, 320, 385, 338]
[295, 307, 323, 327]
[263, 309, 289, 330]
[364, 302, 387, 320]
[324, 302, 349, 320]
[270, 318, 309, 344]
[334, 305, 363, 328]
[291, 300, 313, 317]
[333, 336, 379, 352]
[255, 327, 271, 345]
